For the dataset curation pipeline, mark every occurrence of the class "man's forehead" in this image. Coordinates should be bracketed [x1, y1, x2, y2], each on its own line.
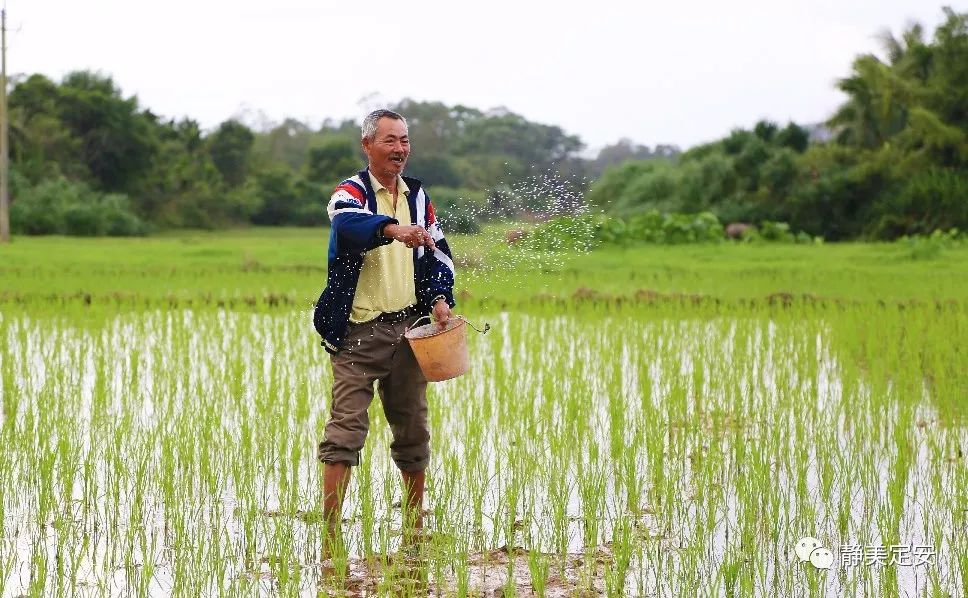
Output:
[376, 118, 408, 137]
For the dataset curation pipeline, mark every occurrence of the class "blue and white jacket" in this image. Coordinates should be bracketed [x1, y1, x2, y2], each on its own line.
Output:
[313, 168, 456, 353]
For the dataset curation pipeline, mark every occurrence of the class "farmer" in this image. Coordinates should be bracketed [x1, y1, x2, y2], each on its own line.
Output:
[312, 109, 456, 546]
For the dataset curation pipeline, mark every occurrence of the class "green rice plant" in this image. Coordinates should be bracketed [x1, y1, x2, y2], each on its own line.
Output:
[577, 457, 606, 553]
[527, 547, 551, 596]
[604, 515, 634, 596]
[0, 232, 966, 595]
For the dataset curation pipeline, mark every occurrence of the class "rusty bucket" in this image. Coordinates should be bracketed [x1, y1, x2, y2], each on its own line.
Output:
[404, 316, 488, 382]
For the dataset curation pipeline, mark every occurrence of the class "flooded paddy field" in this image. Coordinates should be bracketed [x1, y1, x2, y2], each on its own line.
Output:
[1, 297, 965, 596]
[2, 232, 967, 596]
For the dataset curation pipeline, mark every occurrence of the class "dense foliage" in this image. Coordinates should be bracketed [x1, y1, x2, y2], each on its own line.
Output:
[523, 211, 830, 251]
[8, 81, 630, 234]
[10, 177, 147, 236]
[589, 8, 968, 240]
[6, 8, 966, 239]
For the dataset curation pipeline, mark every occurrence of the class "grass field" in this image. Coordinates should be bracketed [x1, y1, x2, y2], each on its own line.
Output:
[2, 226, 967, 303]
[1, 228, 966, 596]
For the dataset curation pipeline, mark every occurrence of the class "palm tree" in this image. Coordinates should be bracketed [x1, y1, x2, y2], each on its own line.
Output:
[827, 18, 941, 150]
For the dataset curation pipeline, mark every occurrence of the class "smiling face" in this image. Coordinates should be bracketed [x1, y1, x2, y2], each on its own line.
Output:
[362, 116, 410, 181]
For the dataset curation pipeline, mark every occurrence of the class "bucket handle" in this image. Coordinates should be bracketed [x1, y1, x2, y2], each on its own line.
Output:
[405, 315, 434, 334]
[405, 315, 491, 335]
[460, 316, 491, 334]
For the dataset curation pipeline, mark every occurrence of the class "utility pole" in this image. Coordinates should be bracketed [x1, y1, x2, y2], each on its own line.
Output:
[0, 8, 8, 243]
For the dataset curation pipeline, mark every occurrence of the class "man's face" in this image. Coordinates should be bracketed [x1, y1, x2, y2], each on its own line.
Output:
[362, 117, 410, 179]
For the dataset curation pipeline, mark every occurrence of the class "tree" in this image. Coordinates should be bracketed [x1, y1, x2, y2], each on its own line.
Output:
[252, 118, 318, 171]
[136, 117, 230, 227]
[924, 8, 968, 132]
[390, 99, 483, 155]
[753, 120, 779, 142]
[9, 75, 86, 184]
[251, 167, 301, 225]
[404, 154, 462, 187]
[456, 109, 584, 171]
[775, 123, 810, 152]
[208, 119, 255, 188]
[55, 71, 159, 195]
[305, 136, 360, 184]
[585, 138, 680, 178]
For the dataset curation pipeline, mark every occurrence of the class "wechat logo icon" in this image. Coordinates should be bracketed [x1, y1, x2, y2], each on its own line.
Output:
[795, 536, 834, 570]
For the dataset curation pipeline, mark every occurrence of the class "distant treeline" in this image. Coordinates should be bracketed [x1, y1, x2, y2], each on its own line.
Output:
[7, 72, 678, 235]
[590, 7, 968, 240]
[7, 7, 968, 240]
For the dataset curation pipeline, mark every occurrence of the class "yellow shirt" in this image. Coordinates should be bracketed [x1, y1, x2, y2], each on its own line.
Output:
[349, 174, 416, 323]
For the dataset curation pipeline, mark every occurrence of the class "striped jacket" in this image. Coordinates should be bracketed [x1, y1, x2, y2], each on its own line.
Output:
[312, 168, 456, 353]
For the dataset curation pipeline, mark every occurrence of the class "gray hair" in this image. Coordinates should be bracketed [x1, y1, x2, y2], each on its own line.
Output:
[361, 109, 408, 141]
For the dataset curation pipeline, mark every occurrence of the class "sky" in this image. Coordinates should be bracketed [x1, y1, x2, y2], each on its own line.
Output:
[5, 0, 960, 152]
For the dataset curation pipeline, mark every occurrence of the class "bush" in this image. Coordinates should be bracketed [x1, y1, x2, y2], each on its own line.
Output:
[873, 167, 968, 238]
[613, 211, 723, 244]
[291, 200, 328, 227]
[759, 220, 795, 242]
[586, 160, 666, 211]
[10, 177, 146, 236]
[430, 187, 486, 212]
[10, 177, 83, 234]
[527, 211, 727, 250]
[98, 195, 147, 236]
[436, 206, 481, 234]
[660, 212, 725, 243]
[901, 228, 963, 260]
[614, 162, 679, 215]
[677, 154, 736, 213]
[10, 196, 65, 235]
[737, 221, 821, 244]
[63, 203, 106, 236]
[429, 187, 485, 232]
[523, 215, 599, 252]
[596, 216, 630, 245]
[557, 212, 821, 248]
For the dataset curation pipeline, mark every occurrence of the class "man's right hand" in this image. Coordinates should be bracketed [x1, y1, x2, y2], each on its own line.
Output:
[383, 224, 436, 251]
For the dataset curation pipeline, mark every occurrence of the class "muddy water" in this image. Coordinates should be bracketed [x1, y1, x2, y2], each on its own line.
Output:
[0, 309, 960, 596]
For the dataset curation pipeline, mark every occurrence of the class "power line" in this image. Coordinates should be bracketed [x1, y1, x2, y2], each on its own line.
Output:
[0, 8, 8, 243]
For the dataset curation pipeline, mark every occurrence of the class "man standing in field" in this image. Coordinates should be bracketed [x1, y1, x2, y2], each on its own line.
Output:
[313, 109, 456, 548]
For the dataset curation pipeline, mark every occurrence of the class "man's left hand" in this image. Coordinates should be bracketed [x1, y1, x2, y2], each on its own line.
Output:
[432, 299, 451, 328]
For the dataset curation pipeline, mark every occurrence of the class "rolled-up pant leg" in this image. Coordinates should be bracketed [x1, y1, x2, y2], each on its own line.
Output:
[377, 317, 430, 472]
[318, 320, 391, 466]
[318, 316, 431, 471]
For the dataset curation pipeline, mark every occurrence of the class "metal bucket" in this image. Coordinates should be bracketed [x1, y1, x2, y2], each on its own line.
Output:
[404, 316, 473, 382]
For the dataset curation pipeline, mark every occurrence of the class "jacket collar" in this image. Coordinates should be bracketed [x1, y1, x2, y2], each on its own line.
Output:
[358, 167, 422, 219]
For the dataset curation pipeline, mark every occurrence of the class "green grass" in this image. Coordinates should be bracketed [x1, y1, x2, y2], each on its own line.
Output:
[2, 226, 967, 304]
[0, 228, 965, 596]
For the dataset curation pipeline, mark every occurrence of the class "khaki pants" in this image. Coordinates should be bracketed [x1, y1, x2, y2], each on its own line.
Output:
[317, 315, 430, 472]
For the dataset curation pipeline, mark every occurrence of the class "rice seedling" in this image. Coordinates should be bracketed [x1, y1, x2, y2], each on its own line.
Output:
[1, 234, 965, 596]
